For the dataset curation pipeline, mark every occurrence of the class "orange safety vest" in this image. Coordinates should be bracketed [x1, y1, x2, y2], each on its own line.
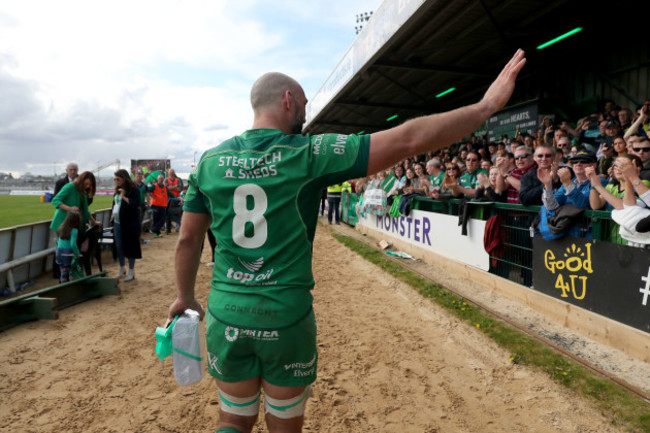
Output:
[166, 176, 180, 198]
[150, 184, 168, 207]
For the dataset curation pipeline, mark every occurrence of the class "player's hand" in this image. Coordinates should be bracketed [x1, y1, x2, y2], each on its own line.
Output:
[481, 50, 526, 114]
[168, 296, 205, 324]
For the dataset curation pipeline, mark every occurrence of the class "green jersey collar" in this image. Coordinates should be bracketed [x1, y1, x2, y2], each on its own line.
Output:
[240, 129, 283, 139]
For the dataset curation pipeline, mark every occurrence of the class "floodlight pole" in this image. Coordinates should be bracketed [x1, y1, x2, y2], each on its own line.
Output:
[355, 11, 373, 35]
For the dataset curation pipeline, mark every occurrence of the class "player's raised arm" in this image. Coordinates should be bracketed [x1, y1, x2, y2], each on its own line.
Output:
[367, 49, 526, 174]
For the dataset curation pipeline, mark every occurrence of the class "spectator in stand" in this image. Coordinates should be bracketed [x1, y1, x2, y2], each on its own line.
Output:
[401, 167, 425, 196]
[474, 167, 506, 202]
[520, 145, 561, 206]
[569, 144, 582, 160]
[488, 143, 498, 162]
[597, 141, 615, 178]
[388, 165, 406, 196]
[613, 135, 627, 157]
[544, 120, 568, 148]
[495, 149, 515, 174]
[523, 134, 535, 149]
[509, 138, 522, 154]
[602, 99, 616, 120]
[584, 120, 620, 157]
[406, 163, 428, 195]
[451, 155, 466, 174]
[540, 150, 601, 210]
[633, 137, 650, 181]
[434, 163, 460, 199]
[588, 154, 648, 210]
[618, 108, 634, 133]
[626, 133, 644, 154]
[147, 174, 169, 237]
[480, 158, 492, 172]
[369, 171, 385, 190]
[497, 145, 537, 204]
[54, 162, 79, 198]
[449, 150, 487, 198]
[424, 158, 445, 195]
[111, 169, 142, 282]
[556, 136, 572, 160]
[625, 103, 649, 140]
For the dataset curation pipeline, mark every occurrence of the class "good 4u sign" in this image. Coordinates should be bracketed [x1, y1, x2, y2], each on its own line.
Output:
[533, 236, 650, 334]
[543, 242, 593, 300]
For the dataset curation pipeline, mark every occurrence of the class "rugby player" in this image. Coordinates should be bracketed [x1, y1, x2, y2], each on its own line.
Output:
[168, 49, 526, 433]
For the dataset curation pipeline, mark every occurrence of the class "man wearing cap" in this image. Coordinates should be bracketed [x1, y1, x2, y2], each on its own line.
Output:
[579, 119, 618, 157]
[539, 150, 602, 210]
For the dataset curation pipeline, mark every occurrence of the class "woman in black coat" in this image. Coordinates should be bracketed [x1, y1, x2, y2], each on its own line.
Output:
[111, 169, 142, 282]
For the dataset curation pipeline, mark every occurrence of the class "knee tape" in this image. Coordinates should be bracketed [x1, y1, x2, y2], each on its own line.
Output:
[264, 386, 311, 419]
[216, 428, 243, 433]
[218, 388, 261, 417]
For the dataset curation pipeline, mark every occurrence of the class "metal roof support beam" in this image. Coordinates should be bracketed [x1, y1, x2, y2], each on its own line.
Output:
[335, 99, 428, 112]
[597, 73, 643, 107]
[372, 60, 490, 77]
[477, 0, 513, 49]
[372, 68, 429, 103]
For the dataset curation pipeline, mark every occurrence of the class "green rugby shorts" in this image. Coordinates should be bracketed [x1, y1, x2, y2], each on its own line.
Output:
[205, 308, 318, 387]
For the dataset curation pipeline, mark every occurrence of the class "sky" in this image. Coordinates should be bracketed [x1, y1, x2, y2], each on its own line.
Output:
[0, 0, 381, 178]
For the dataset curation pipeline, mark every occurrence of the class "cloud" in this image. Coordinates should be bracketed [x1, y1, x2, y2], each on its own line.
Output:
[0, 0, 382, 177]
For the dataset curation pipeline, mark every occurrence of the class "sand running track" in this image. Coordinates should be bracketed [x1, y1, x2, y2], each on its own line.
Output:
[0, 223, 642, 432]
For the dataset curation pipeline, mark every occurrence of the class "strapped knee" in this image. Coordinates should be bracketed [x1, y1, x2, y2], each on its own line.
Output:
[264, 386, 311, 419]
[218, 388, 261, 417]
[216, 428, 243, 433]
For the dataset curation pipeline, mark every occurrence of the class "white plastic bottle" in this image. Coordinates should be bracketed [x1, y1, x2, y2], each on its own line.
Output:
[172, 309, 203, 386]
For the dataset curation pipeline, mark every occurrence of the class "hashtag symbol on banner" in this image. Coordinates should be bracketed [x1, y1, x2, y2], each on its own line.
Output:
[640, 267, 650, 306]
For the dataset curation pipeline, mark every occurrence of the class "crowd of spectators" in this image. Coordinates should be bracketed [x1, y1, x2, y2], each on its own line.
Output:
[350, 98, 650, 246]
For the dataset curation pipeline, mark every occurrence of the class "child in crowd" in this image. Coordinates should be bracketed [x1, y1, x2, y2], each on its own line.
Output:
[56, 211, 82, 283]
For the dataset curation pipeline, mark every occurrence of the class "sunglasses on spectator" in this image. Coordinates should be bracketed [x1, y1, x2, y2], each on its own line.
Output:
[633, 147, 650, 152]
[514, 154, 530, 160]
[535, 154, 553, 158]
[465, 158, 478, 162]
[446, 167, 458, 171]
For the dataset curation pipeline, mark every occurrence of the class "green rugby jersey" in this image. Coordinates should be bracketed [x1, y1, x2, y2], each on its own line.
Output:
[458, 168, 488, 190]
[184, 129, 370, 328]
